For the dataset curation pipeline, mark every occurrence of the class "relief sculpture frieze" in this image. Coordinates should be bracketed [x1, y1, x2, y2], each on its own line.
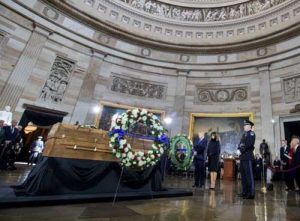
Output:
[110, 75, 166, 99]
[40, 56, 75, 103]
[195, 85, 248, 103]
[118, 0, 286, 22]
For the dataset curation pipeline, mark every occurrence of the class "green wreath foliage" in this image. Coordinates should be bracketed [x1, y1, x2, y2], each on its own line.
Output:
[169, 134, 194, 171]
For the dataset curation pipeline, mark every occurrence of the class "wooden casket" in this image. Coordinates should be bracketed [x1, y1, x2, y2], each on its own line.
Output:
[43, 123, 153, 161]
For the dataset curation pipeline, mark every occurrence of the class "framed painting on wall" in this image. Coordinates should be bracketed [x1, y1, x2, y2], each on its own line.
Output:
[97, 101, 164, 132]
[189, 113, 254, 154]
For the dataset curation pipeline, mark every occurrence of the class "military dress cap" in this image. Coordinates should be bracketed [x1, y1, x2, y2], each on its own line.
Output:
[244, 119, 254, 126]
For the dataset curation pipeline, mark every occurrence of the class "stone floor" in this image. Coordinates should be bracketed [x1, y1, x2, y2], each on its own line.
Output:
[0, 163, 300, 221]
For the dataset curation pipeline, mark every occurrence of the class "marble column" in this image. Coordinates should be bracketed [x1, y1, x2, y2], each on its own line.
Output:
[0, 26, 49, 111]
[169, 70, 188, 136]
[258, 65, 275, 158]
[70, 52, 104, 125]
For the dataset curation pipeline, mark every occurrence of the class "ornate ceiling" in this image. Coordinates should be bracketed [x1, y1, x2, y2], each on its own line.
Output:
[152, 0, 250, 7]
[46, 0, 300, 52]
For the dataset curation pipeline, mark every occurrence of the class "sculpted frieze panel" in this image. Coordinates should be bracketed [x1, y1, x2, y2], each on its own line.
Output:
[40, 56, 75, 103]
[195, 85, 248, 103]
[120, 0, 286, 22]
[110, 75, 166, 99]
[282, 75, 300, 103]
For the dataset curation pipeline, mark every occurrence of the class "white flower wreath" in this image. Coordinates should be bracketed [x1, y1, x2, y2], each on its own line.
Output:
[109, 108, 168, 170]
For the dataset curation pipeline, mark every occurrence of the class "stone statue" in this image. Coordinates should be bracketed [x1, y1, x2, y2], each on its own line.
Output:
[261, 0, 272, 10]
[0, 106, 13, 126]
[218, 8, 227, 20]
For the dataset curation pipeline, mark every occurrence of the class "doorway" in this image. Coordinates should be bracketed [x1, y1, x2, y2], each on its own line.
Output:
[280, 114, 300, 145]
[284, 121, 300, 143]
[18, 104, 68, 162]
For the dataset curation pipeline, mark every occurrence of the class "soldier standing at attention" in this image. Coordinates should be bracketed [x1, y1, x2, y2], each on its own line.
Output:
[238, 120, 256, 199]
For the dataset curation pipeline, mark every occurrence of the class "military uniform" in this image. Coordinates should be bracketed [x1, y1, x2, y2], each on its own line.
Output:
[238, 120, 256, 199]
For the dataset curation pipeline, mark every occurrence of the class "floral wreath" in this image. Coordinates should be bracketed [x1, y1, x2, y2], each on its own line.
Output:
[109, 108, 169, 170]
[169, 134, 194, 171]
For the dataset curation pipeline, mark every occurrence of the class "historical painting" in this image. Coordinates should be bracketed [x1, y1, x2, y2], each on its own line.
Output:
[189, 113, 254, 154]
[98, 103, 163, 134]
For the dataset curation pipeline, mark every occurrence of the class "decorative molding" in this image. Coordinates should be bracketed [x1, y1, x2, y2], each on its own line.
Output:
[110, 74, 166, 99]
[282, 74, 300, 103]
[84, 0, 95, 7]
[141, 48, 151, 56]
[195, 85, 248, 103]
[41, 0, 300, 52]
[257, 47, 268, 56]
[40, 56, 75, 103]
[218, 54, 228, 62]
[123, 0, 286, 22]
[42, 6, 59, 21]
[180, 54, 190, 62]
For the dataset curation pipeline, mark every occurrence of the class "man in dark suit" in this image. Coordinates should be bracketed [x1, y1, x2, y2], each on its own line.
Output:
[0, 120, 5, 144]
[238, 120, 256, 199]
[2, 120, 19, 170]
[0, 120, 6, 169]
[280, 140, 294, 190]
[291, 136, 300, 192]
[193, 131, 208, 188]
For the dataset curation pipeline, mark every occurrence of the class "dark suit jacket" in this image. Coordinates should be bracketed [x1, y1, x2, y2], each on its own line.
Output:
[4, 126, 19, 143]
[194, 138, 208, 161]
[292, 146, 300, 167]
[0, 127, 5, 144]
[280, 146, 290, 165]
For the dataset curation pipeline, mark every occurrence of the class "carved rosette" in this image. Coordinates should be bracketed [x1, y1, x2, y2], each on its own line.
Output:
[195, 86, 248, 103]
[110, 75, 166, 99]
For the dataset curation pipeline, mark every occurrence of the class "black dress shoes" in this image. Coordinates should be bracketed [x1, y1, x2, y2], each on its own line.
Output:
[245, 195, 255, 199]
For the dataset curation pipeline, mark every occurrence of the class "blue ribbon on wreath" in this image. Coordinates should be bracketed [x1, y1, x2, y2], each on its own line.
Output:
[176, 147, 187, 153]
[109, 128, 169, 147]
[109, 128, 125, 142]
[155, 134, 170, 148]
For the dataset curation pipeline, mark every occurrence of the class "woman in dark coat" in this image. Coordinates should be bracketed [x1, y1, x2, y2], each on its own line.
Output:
[207, 132, 221, 190]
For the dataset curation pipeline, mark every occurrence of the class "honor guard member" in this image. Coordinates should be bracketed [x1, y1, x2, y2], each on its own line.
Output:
[238, 120, 256, 199]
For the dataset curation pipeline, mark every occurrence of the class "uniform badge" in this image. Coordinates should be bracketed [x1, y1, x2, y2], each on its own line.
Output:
[250, 131, 255, 136]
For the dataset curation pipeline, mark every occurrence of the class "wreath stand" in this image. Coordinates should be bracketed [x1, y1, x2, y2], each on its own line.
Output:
[112, 134, 154, 206]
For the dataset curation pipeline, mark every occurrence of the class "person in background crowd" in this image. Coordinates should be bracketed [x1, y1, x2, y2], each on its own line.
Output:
[219, 158, 224, 180]
[255, 154, 263, 180]
[28, 136, 45, 165]
[2, 120, 19, 170]
[193, 131, 208, 188]
[0, 120, 6, 169]
[290, 136, 300, 193]
[280, 140, 294, 191]
[260, 139, 271, 164]
[287, 140, 295, 191]
[273, 156, 281, 181]
[207, 132, 220, 190]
